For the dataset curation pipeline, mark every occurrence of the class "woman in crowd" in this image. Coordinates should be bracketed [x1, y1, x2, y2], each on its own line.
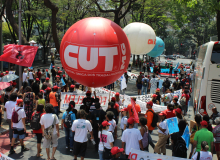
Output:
[23, 86, 35, 123]
[120, 108, 128, 133]
[139, 117, 149, 151]
[35, 92, 45, 109]
[192, 141, 212, 160]
[41, 69, 46, 83]
[136, 74, 143, 95]
[115, 92, 122, 106]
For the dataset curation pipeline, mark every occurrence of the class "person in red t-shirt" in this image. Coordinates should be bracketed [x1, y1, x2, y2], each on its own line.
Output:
[127, 98, 141, 128]
[181, 90, 190, 115]
[31, 104, 45, 157]
[37, 69, 42, 81]
[163, 103, 175, 119]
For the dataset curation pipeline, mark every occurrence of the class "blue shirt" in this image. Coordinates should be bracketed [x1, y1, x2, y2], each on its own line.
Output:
[62, 111, 76, 124]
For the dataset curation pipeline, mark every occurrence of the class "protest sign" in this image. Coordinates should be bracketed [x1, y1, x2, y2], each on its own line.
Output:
[60, 92, 109, 111]
[129, 148, 189, 160]
[166, 117, 179, 134]
[182, 125, 190, 149]
[0, 152, 15, 160]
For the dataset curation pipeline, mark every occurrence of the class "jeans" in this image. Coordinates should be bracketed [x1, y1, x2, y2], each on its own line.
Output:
[7, 119, 13, 141]
[142, 86, 148, 95]
[65, 127, 74, 148]
[98, 150, 104, 160]
[93, 129, 99, 151]
[53, 106, 59, 117]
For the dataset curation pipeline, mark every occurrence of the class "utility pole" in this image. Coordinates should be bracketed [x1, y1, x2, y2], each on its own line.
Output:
[0, 0, 3, 73]
[18, 0, 22, 88]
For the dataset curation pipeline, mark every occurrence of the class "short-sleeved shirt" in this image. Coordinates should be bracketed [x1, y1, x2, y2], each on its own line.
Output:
[62, 111, 76, 128]
[127, 103, 141, 123]
[192, 151, 212, 160]
[150, 78, 159, 88]
[12, 106, 26, 129]
[182, 94, 190, 105]
[40, 114, 59, 135]
[108, 119, 116, 133]
[71, 119, 92, 143]
[158, 120, 168, 135]
[98, 130, 114, 151]
[194, 128, 214, 152]
[163, 109, 176, 119]
[213, 125, 220, 143]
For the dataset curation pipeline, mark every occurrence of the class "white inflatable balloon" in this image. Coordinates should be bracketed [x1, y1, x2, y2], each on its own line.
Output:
[123, 22, 156, 55]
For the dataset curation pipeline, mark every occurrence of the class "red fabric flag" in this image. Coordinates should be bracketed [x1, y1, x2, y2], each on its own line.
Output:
[131, 98, 139, 123]
[0, 44, 38, 67]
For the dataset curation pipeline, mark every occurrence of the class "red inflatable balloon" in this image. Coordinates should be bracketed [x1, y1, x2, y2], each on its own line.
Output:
[60, 17, 130, 87]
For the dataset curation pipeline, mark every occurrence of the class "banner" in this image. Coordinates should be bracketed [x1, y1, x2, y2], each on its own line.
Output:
[129, 148, 189, 160]
[182, 125, 190, 149]
[166, 117, 179, 134]
[60, 92, 109, 111]
[0, 44, 38, 67]
[0, 152, 15, 160]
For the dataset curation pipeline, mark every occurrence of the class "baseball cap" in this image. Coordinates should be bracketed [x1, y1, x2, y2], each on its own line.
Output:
[12, 82, 17, 86]
[121, 108, 128, 112]
[111, 147, 124, 155]
[58, 70, 62, 73]
[0, 73, 4, 76]
[6, 71, 9, 74]
[115, 92, 120, 96]
[46, 77, 50, 81]
[111, 97, 116, 101]
[140, 72, 142, 74]
[70, 85, 75, 89]
[102, 121, 111, 127]
[36, 78, 40, 81]
[200, 120, 208, 127]
[152, 94, 157, 98]
[173, 95, 178, 99]
[176, 77, 179, 80]
[46, 69, 48, 72]
[63, 74, 66, 77]
[127, 117, 135, 125]
[156, 88, 160, 92]
[16, 99, 23, 105]
[52, 66, 55, 68]
[114, 103, 119, 108]
[86, 91, 91, 94]
[57, 67, 60, 69]
[53, 86, 58, 90]
[56, 75, 60, 78]
[40, 90, 44, 93]
[46, 87, 51, 91]
[159, 112, 166, 116]
[187, 73, 190, 75]
[175, 108, 182, 114]
[147, 101, 153, 106]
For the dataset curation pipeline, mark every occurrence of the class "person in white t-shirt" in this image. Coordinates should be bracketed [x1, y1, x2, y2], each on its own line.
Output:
[28, 69, 35, 85]
[186, 68, 191, 75]
[22, 69, 29, 83]
[106, 111, 117, 139]
[154, 112, 169, 155]
[121, 117, 143, 158]
[40, 103, 59, 160]
[149, 75, 160, 94]
[10, 99, 29, 154]
[120, 108, 128, 133]
[4, 93, 17, 142]
[98, 121, 114, 160]
[72, 109, 94, 160]
[192, 141, 212, 160]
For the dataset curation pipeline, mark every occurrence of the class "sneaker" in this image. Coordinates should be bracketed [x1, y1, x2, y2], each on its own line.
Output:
[9, 149, 15, 155]
[70, 148, 73, 152]
[21, 147, 29, 152]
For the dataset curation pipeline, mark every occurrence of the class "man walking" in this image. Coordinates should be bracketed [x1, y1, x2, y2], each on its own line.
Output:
[142, 75, 149, 95]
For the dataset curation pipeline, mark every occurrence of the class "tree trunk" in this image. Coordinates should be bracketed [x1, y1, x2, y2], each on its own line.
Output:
[6, 0, 28, 45]
[44, 0, 60, 54]
[217, 10, 220, 41]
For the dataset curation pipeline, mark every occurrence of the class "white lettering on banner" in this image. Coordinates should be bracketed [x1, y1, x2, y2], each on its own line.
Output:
[121, 43, 126, 55]
[64, 45, 78, 69]
[0, 152, 15, 160]
[120, 56, 126, 70]
[60, 92, 109, 111]
[129, 148, 189, 160]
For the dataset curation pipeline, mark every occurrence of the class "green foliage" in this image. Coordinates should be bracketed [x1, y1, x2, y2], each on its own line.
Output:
[2, 22, 13, 44]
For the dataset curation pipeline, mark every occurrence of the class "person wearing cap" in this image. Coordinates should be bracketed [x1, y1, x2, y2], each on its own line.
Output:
[111, 147, 125, 160]
[151, 94, 159, 105]
[191, 120, 214, 155]
[28, 69, 35, 85]
[44, 77, 52, 88]
[180, 68, 185, 80]
[121, 117, 143, 158]
[136, 74, 143, 95]
[149, 74, 160, 94]
[49, 86, 60, 117]
[90, 103, 106, 151]
[213, 117, 220, 159]
[82, 90, 95, 114]
[171, 120, 187, 158]
[106, 102, 119, 126]
[162, 78, 170, 93]
[72, 109, 94, 160]
[172, 77, 181, 91]
[145, 101, 155, 133]
[155, 88, 161, 104]
[45, 87, 51, 103]
[192, 141, 212, 160]
[106, 111, 117, 139]
[154, 111, 169, 155]
[175, 108, 185, 123]
[69, 85, 77, 94]
[181, 89, 190, 115]
[115, 92, 122, 106]
[51, 66, 56, 83]
[120, 108, 128, 132]
[142, 75, 149, 95]
[41, 69, 46, 83]
[127, 97, 141, 128]
[98, 121, 114, 160]
[32, 78, 40, 98]
[45, 69, 50, 79]
[172, 96, 181, 109]
[10, 99, 29, 154]
[35, 92, 46, 108]
[36, 69, 42, 81]
[163, 103, 175, 119]
[54, 76, 62, 93]
[22, 69, 29, 83]
[210, 107, 220, 124]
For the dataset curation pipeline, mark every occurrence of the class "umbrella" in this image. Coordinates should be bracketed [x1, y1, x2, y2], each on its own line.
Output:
[0, 82, 11, 90]
[1, 74, 19, 82]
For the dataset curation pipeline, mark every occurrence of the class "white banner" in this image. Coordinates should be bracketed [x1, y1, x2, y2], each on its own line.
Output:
[60, 92, 109, 111]
[129, 148, 189, 160]
[0, 153, 15, 160]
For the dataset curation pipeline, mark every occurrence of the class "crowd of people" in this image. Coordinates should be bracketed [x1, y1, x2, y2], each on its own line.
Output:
[0, 60, 219, 160]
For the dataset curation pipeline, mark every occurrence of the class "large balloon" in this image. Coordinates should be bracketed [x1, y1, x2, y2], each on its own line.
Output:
[147, 37, 165, 57]
[123, 22, 156, 55]
[60, 17, 131, 87]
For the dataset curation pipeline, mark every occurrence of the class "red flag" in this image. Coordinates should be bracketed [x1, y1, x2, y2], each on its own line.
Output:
[131, 98, 139, 123]
[0, 44, 38, 67]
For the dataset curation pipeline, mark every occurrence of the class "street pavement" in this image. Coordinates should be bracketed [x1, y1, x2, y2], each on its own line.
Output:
[0, 57, 217, 160]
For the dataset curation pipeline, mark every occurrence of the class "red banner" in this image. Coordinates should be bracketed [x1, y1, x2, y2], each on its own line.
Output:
[131, 98, 139, 123]
[0, 44, 38, 67]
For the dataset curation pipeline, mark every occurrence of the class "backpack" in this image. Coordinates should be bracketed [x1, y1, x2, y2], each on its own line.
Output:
[147, 110, 158, 127]
[173, 136, 187, 158]
[180, 96, 186, 106]
[64, 111, 72, 128]
[44, 115, 56, 139]
[11, 108, 22, 123]
[31, 112, 42, 130]
[143, 79, 148, 87]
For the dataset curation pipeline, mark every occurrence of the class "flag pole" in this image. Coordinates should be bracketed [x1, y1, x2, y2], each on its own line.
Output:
[18, 0, 22, 89]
